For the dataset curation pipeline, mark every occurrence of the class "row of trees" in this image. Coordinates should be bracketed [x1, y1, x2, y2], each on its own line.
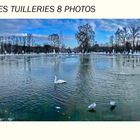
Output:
[0, 23, 140, 54]
[0, 33, 33, 54]
[0, 33, 64, 54]
[0, 24, 95, 54]
[107, 25, 140, 54]
[75, 23, 140, 54]
[113, 25, 140, 47]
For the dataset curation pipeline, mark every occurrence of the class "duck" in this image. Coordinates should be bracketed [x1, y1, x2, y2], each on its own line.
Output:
[88, 103, 96, 111]
[54, 76, 66, 84]
[110, 101, 116, 111]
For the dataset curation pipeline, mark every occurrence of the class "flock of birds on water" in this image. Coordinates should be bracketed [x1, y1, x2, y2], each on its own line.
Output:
[54, 75, 117, 112]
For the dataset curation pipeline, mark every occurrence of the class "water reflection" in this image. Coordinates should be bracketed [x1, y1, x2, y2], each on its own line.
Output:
[24, 56, 31, 72]
[76, 54, 94, 103]
[110, 105, 116, 111]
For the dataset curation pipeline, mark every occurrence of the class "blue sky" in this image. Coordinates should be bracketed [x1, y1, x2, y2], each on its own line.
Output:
[0, 19, 140, 47]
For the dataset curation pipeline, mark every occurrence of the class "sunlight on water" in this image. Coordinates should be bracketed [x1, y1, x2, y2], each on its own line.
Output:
[0, 54, 140, 121]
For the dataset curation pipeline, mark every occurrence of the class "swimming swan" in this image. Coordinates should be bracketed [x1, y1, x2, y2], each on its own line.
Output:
[54, 76, 66, 84]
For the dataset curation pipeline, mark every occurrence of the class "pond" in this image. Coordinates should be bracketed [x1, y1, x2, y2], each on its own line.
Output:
[0, 53, 140, 121]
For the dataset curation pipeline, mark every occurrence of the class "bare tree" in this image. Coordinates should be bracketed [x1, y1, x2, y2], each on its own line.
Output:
[75, 23, 95, 53]
[0, 36, 3, 54]
[27, 33, 33, 53]
[115, 27, 129, 47]
[48, 34, 60, 47]
[11, 36, 16, 45]
[129, 24, 140, 47]
[119, 27, 129, 45]
[22, 36, 26, 46]
[110, 35, 114, 47]
[27, 33, 33, 47]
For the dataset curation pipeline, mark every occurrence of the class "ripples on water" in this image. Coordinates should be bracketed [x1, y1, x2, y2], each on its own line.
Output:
[0, 54, 140, 121]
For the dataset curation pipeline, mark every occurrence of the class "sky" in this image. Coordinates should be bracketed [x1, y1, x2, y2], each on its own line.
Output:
[0, 19, 140, 48]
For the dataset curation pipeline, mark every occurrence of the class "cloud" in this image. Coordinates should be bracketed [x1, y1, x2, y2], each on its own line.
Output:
[0, 19, 139, 33]
[95, 19, 140, 32]
[0, 19, 139, 47]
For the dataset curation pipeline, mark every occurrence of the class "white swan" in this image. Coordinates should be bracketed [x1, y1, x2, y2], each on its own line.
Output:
[110, 101, 116, 106]
[88, 103, 96, 111]
[54, 76, 66, 84]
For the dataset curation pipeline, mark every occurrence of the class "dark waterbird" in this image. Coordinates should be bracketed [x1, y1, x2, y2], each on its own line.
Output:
[110, 101, 116, 111]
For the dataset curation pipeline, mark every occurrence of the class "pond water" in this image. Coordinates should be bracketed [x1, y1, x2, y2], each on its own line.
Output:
[0, 54, 140, 121]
